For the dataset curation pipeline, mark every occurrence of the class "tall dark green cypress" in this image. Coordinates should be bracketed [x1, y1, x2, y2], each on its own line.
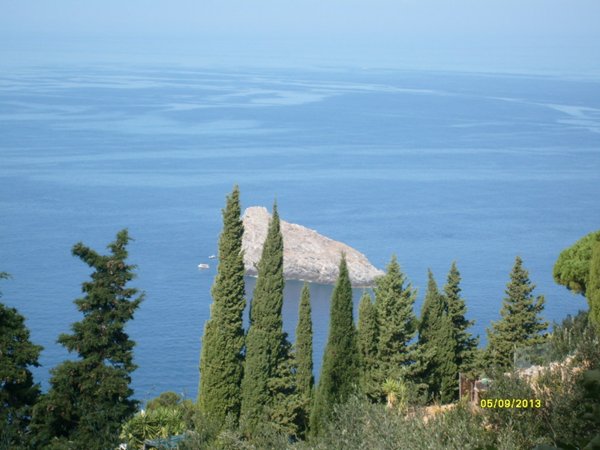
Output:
[418, 269, 456, 402]
[444, 262, 478, 375]
[240, 203, 293, 432]
[485, 256, 548, 369]
[310, 255, 359, 435]
[357, 291, 379, 399]
[294, 282, 313, 436]
[373, 256, 418, 393]
[587, 241, 600, 331]
[31, 230, 142, 449]
[198, 186, 246, 426]
[0, 272, 42, 448]
[268, 339, 301, 436]
[436, 313, 459, 404]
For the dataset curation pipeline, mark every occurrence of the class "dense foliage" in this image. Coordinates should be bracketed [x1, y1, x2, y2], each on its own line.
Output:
[178, 309, 600, 450]
[310, 255, 359, 436]
[30, 230, 143, 449]
[418, 269, 456, 403]
[5, 196, 600, 449]
[0, 272, 42, 449]
[198, 186, 246, 427]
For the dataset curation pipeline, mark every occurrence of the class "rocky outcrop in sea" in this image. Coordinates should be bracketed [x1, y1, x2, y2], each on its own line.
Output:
[242, 206, 384, 287]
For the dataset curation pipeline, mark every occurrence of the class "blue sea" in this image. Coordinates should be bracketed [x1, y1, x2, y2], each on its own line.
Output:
[1, 65, 598, 402]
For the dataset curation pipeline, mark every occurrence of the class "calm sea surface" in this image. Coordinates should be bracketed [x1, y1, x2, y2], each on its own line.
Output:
[1, 66, 599, 401]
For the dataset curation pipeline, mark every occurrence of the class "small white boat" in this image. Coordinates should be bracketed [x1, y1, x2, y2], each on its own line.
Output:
[208, 254, 216, 259]
[198, 263, 210, 270]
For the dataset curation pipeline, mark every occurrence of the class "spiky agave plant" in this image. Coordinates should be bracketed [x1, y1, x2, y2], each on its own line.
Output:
[382, 378, 408, 412]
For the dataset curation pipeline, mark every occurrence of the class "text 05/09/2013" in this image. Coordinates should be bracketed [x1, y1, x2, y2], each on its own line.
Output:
[480, 398, 543, 409]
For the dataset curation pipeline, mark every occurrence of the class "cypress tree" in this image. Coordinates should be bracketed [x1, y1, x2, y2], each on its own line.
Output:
[199, 186, 246, 426]
[310, 255, 359, 436]
[0, 272, 42, 448]
[485, 256, 548, 369]
[373, 256, 418, 394]
[268, 339, 301, 436]
[588, 241, 600, 331]
[294, 282, 313, 436]
[240, 203, 296, 433]
[436, 313, 459, 403]
[357, 291, 379, 399]
[31, 230, 142, 449]
[418, 269, 456, 402]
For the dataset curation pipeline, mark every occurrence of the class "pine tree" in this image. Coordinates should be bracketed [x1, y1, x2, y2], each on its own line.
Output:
[0, 272, 42, 448]
[443, 262, 478, 396]
[418, 270, 443, 345]
[294, 282, 313, 436]
[485, 256, 548, 369]
[30, 230, 143, 449]
[240, 203, 297, 434]
[199, 186, 246, 427]
[357, 291, 379, 399]
[373, 256, 418, 395]
[553, 230, 600, 295]
[587, 241, 600, 331]
[418, 269, 456, 402]
[310, 255, 359, 436]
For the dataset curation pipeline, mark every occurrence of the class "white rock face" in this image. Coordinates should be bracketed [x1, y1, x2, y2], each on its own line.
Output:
[242, 206, 384, 287]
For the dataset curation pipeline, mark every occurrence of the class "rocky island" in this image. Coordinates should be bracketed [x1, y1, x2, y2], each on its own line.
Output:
[242, 206, 384, 287]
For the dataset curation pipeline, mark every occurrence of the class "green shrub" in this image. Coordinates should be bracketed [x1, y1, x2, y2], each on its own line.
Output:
[146, 392, 185, 411]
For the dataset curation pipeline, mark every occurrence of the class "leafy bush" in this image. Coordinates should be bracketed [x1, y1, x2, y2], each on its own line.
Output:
[146, 392, 185, 411]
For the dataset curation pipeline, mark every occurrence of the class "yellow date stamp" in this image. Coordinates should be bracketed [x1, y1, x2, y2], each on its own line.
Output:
[479, 398, 543, 409]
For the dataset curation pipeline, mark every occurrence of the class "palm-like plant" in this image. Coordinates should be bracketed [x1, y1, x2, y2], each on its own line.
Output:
[120, 408, 187, 449]
[382, 378, 408, 412]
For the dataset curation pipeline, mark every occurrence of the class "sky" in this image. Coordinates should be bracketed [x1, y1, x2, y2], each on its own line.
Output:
[2, 0, 600, 73]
